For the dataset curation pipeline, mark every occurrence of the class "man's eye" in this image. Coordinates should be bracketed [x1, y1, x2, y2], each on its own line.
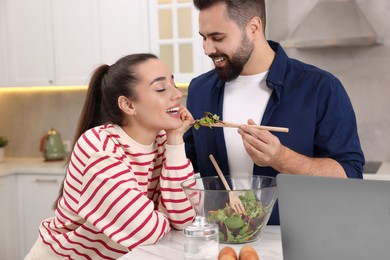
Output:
[213, 37, 224, 42]
[156, 89, 166, 92]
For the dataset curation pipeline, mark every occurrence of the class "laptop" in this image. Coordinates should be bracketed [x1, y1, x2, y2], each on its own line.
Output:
[277, 174, 390, 260]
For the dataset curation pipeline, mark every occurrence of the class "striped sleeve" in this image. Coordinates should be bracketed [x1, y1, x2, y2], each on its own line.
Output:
[78, 152, 171, 250]
[158, 144, 196, 230]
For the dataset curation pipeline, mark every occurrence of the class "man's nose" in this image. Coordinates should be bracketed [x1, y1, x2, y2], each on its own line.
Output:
[203, 40, 216, 56]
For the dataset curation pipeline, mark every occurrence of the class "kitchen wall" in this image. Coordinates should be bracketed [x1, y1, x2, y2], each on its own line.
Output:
[0, 89, 86, 158]
[0, 0, 389, 162]
[266, 0, 390, 162]
[0, 88, 188, 158]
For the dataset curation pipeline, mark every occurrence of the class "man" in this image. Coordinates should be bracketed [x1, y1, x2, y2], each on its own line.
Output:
[184, 0, 365, 224]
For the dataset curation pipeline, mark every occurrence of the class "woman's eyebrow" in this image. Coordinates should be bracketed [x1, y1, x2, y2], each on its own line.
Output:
[149, 75, 174, 86]
[149, 76, 166, 86]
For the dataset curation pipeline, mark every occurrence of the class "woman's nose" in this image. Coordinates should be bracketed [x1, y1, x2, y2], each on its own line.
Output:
[172, 86, 183, 100]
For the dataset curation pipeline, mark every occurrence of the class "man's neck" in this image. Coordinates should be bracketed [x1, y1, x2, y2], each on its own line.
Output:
[241, 40, 275, 75]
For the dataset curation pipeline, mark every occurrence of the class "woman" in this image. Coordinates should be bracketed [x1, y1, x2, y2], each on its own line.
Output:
[25, 53, 196, 259]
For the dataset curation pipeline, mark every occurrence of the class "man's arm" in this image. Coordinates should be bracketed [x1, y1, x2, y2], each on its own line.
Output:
[239, 120, 347, 178]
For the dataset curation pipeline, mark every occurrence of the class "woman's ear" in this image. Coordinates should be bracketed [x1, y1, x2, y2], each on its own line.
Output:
[118, 96, 136, 115]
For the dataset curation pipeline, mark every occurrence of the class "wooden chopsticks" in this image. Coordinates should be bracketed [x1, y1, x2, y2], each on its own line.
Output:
[200, 122, 289, 133]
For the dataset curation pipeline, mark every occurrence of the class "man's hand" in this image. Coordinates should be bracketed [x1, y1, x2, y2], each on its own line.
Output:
[238, 119, 285, 168]
[238, 119, 346, 178]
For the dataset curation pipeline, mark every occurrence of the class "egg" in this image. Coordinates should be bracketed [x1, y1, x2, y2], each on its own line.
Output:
[219, 255, 238, 260]
[239, 251, 260, 260]
[218, 246, 238, 260]
[239, 246, 259, 260]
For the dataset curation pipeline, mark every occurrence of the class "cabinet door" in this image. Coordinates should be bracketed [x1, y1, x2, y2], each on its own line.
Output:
[99, 0, 150, 65]
[51, 0, 101, 85]
[3, 0, 101, 87]
[0, 0, 9, 86]
[0, 175, 18, 260]
[17, 174, 63, 258]
[1, 0, 151, 87]
[5, 0, 55, 86]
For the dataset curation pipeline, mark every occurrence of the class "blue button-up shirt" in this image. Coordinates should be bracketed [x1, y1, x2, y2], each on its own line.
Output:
[184, 41, 365, 224]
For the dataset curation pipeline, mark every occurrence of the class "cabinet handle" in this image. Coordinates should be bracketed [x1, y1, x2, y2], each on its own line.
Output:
[34, 179, 59, 183]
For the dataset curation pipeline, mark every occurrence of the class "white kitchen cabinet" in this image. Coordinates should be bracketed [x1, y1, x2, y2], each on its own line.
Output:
[0, 0, 9, 86]
[98, 0, 150, 65]
[4, 0, 56, 86]
[17, 174, 63, 259]
[1, 0, 149, 87]
[0, 174, 18, 260]
[3, 0, 99, 86]
[50, 0, 101, 86]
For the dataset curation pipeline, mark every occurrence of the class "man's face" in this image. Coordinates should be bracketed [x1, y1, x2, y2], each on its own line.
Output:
[198, 3, 254, 81]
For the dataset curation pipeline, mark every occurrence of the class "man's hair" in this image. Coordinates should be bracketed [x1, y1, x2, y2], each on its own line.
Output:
[193, 0, 266, 32]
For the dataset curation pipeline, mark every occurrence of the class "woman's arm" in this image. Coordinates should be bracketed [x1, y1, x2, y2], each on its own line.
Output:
[158, 143, 196, 230]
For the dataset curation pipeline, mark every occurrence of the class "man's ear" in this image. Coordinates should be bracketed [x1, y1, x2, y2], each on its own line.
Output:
[118, 96, 136, 115]
[248, 16, 263, 35]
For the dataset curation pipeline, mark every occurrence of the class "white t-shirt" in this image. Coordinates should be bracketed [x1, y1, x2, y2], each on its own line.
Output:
[223, 71, 271, 187]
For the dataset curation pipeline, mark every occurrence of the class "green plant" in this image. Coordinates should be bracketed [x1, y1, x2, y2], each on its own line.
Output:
[0, 136, 8, 148]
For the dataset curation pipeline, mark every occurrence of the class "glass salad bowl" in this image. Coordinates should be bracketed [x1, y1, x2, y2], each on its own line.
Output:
[181, 175, 277, 244]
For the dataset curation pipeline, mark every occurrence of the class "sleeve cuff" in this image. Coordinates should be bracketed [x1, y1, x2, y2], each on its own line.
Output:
[165, 143, 188, 166]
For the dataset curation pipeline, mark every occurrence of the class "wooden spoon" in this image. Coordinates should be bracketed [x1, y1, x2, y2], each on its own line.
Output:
[209, 154, 246, 215]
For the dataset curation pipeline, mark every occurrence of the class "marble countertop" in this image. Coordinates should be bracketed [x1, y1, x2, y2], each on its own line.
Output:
[0, 157, 67, 177]
[1, 157, 389, 180]
[363, 161, 390, 180]
[119, 226, 283, 260]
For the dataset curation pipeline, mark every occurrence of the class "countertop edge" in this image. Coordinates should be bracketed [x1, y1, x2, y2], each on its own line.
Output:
[0, 157, 67, 177]
[1, 158, 390, 180]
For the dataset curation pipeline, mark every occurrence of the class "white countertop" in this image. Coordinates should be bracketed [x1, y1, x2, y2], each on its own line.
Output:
[0, 157, 67, 177]
[119, 226, 283, 260]
[363, 161, 390, 181]
[1, 157, 389, 180]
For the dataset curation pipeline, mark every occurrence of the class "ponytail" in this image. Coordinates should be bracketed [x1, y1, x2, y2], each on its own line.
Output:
[72, 65, 109, 146]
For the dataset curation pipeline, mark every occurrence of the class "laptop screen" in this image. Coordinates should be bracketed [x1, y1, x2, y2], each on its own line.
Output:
[277, 174, 390, 260]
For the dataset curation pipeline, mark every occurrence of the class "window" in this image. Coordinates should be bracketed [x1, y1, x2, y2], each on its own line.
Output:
[148, 0, 212, 84]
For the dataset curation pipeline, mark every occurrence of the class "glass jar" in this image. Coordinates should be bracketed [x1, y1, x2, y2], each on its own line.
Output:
[183, 216, 219, 259]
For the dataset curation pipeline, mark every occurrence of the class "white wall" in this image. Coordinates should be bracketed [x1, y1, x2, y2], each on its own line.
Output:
[267, 0, 390, 161]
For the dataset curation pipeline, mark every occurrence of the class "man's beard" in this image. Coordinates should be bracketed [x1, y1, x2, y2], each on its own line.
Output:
[213, 33, 254, 82]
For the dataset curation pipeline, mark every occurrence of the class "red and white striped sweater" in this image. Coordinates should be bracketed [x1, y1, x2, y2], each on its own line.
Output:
[34, 124, 195, 259]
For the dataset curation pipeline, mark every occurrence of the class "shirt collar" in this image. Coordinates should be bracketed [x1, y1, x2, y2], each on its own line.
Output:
[266, 40, 288, 90]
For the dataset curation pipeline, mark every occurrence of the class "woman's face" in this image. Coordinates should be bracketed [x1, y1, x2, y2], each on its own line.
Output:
[130, 58, 183, 133]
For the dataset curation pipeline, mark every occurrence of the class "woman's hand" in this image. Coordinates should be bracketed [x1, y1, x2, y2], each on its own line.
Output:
[165, 106, 194, 145]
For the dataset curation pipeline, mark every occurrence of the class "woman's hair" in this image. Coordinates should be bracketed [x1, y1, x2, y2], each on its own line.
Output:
[74, 53, 158, 146]
[53, 53, 158, 209]
[193, 0, 266, 32]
